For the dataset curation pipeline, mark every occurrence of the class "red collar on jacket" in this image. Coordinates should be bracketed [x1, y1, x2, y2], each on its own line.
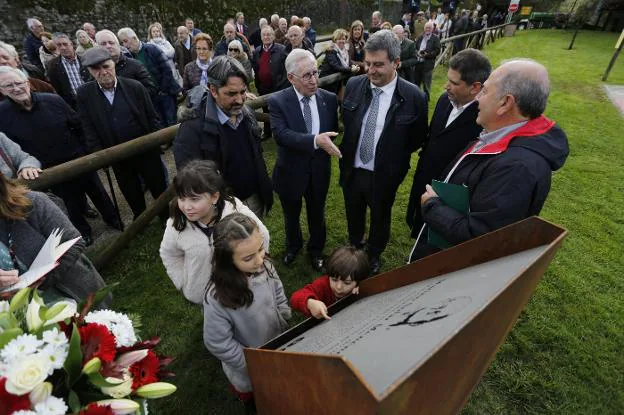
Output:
[463, 115, 555, 156]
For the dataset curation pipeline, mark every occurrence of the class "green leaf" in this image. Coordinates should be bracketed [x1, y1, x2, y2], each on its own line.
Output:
[68, 389, 81, 413]
[88, 371, 124, 388]
[64, 323, 83, 387]
[0, 327, 23, 349]
[38, 304, 49, 322]
[79, 283, 118, 311]
[9, 287, 31, 313]
[137, 398, 147, 415]
[0, 311, 17, 330]
[44, 302, 68, 322]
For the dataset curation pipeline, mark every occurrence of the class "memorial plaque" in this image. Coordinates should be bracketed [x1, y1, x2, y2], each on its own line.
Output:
[245, 217, 567, 414]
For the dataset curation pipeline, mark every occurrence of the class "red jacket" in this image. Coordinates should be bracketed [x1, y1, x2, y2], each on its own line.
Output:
[290, 275, 337, 317]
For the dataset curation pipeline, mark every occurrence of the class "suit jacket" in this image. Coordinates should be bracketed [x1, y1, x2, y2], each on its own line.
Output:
[398, 38, 417, 83]
[75, 77, 161, 152]
[235, 23, 249, 37]
[268, 86, 338, 199]
[47, 55, 90, 109]
[406, 92, 482, 234]
[174, 38, 196, 72]
[414, 34, 441, 71]
[340, 75, 428, 202]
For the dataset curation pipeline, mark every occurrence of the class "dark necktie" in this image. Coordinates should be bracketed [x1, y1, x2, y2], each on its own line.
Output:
[302, 96, 312, 134]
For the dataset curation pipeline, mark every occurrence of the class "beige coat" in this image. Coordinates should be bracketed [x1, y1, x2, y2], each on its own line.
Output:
[159, 198, 270, 304]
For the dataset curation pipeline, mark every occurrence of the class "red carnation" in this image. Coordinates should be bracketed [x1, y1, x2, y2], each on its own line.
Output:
[0, 377, 31, 413]
[79, 323, 117, 364]
[129, 350, 160, 389]
[79, 403, 115, 415]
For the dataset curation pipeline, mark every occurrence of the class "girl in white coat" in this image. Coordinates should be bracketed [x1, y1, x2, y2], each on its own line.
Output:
[159, 160, 269, 304]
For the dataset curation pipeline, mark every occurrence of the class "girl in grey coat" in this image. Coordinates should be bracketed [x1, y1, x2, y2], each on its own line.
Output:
[203, 213, 291, 403]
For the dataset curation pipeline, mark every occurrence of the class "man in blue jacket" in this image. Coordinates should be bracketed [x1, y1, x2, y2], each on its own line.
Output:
[117, 27, 182, 126]
[410, 59, 569, 262]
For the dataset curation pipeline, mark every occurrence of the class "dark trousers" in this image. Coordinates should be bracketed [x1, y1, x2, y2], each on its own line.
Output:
[343, 168, 397, 259]
[413, 64, 433, 102]
[155, 94, 177, 127]
[50, 172, 118, 237]
[279, 178, 327, 257]
[112, 150, 167, 220]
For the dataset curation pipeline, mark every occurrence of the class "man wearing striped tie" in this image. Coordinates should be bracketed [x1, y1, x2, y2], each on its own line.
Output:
[339, 30, 428, 275]
[268, 49, 340, 272]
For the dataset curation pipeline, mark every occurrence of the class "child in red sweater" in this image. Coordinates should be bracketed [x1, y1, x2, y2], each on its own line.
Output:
[290, 246, 370, 320]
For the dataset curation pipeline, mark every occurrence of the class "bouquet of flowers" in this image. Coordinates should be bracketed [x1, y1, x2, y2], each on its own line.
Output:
[0, 287, 176, 415]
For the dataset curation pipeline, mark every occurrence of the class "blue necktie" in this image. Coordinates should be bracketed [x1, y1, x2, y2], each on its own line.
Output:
[359, 88, 383, 164]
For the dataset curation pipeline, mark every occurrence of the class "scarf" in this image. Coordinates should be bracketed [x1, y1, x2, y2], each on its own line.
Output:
[196, 58, 211, 86]
[334, 44, 349, 68]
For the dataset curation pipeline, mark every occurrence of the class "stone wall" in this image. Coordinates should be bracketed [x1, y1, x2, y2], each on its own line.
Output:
[1, 0, 407, 53]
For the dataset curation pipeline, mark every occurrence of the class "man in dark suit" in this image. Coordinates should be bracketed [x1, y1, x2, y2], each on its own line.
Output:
[268, 49, 340, 271]
[340, 30, 428, 274]
[414, 22, 441, 101]
[174, 26, 196, 76]
[76, 48, 167, 222]
[235, 12, 249, 37]
[392, 25, 418, 84]
[406, 48, 491, 236]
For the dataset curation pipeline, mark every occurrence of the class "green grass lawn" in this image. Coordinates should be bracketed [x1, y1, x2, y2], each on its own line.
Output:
[98, 29, 624, 414]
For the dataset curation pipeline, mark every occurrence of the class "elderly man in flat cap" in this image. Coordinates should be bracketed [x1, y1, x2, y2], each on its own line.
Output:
[76, 47, 168, 223]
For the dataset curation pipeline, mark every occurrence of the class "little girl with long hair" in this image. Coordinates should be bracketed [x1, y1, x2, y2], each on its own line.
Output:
[159, 160, 269, 304]
[203, 212, 291, 410]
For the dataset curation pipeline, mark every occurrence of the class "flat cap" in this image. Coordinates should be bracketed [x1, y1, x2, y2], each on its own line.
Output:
[81, 47, 113, 67]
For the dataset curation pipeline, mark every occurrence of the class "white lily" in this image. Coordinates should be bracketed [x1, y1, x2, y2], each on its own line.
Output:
[94, 399, 140, 415]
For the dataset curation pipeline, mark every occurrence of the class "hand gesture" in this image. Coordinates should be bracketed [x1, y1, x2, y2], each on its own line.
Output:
[18, 167, 42, 180]
[307, 298, 331, 320]
[315, 132, 342, 158]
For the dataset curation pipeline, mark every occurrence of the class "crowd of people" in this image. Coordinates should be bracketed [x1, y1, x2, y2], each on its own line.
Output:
[0, 7, 569, 413]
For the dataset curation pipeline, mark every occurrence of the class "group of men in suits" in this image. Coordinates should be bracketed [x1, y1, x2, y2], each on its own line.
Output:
[266, 29, 568, 273]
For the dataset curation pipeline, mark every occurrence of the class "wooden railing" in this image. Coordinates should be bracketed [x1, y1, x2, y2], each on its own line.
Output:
[24, 23, 513, 269]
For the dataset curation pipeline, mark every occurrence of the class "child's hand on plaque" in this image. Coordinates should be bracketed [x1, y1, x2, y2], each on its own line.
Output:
[306, 298, 331, 320]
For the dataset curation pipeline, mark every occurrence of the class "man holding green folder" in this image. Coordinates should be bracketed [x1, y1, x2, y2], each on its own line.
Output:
[409, 59, 569, 262]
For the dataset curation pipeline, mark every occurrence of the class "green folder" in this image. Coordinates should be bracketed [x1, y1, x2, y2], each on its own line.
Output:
[427, 180, 470, 249]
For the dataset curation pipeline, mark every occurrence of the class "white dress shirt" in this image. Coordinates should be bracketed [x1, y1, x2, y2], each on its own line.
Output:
[293, 88, 320, 149]
[446, 99, 476, 128]
[98, 79, 118, 105]
[354, 73, 398, 171]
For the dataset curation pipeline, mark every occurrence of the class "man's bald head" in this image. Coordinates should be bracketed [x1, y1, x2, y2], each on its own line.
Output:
[224, 23, 236, 41]
[496, 59, 550, 119]
[392, 25, 405, 40]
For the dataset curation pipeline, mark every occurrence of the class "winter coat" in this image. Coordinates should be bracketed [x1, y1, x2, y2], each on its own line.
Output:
[412, 115, 569, 260]
[159, 198, 270, 304]
[203, 261, 291, 392]
[0, 132, 41, 178]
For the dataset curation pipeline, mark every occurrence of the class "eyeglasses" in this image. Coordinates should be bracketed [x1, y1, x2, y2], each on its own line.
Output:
[228, 48, 240, 52]
[0, 80, 27, 89]
[291, 70, 319, 82]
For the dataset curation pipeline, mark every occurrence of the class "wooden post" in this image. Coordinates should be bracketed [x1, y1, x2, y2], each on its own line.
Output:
[602, 33, 624, 81]
[26, 125, 178, 191]
[568, 28, 580, 50]
[92, 184, 176, 269]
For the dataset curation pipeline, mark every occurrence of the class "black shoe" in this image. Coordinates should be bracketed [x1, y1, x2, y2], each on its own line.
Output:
[370, 256, 381, 275]
[310, 256, 324, 272]
[84, 208, 99, 219]
[283, 251, 298, 266]
[82, 235, 94, 247]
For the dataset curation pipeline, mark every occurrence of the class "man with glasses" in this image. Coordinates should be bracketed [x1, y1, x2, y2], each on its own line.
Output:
[0, 66, 120, 245]
[267, 49, 339, 271]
